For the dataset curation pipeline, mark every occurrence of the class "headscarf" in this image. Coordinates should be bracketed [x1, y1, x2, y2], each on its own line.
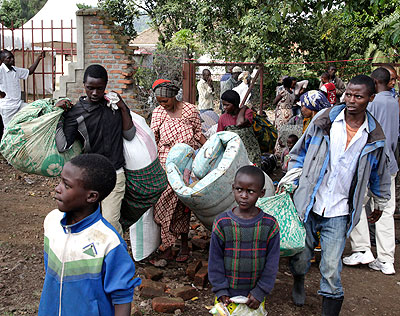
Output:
[221, 90, 241, 108]
[300, 90, 331, 112]
[152, 79, 180, 98]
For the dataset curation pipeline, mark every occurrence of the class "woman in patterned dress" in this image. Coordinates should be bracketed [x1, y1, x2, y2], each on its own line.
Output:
[273, 76, 295, 129]
[150, 79, 206, 263]
[273, 77, 295, 157]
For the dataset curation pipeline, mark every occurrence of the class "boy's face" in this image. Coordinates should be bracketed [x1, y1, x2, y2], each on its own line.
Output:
[84, 76, 107, 104]
[344, 83, 373, 116]
[287, 138, 297, 150]
[54, 162, 93, 214]
[232, 173, 265, 212]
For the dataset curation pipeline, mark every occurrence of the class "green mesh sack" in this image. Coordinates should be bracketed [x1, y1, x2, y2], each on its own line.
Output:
[256, 186, 305, 257]
[0, 98, 82, 177]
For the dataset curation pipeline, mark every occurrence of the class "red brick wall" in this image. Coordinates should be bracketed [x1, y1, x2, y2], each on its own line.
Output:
[60, 9, 142, 113]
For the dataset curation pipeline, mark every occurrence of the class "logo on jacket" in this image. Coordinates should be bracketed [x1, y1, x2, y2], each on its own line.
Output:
[83, 243, 97, 257]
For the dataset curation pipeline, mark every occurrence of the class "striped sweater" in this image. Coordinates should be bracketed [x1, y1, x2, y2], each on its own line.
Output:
[208, 209, 280, 302]
[38, 207, 141, 316]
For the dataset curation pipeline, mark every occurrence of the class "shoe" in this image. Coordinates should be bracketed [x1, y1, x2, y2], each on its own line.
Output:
[342, 250, 375, 266]
[368, 259, 395, 275]
[322, 296, 343, 316]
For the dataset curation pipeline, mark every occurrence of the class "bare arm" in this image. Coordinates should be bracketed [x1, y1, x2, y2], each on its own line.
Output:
[272, 94, 283, 106]
[114, 303, 131, 316]
[236, 106, 250, 127]
[28, 51, 45, 75]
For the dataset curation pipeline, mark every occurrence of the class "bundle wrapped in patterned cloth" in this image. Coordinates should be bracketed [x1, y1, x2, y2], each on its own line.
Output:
[0, 98, 82, 177]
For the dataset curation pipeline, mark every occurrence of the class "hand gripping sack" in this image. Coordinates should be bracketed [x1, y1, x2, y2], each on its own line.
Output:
[0, 98, 82, 177]
[129, 207, 161, 261]
[256, 187, 305, 257]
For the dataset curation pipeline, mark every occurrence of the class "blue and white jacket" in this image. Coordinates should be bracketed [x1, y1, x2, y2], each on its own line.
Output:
[38, 207, 141, 316]
[288, 104, 391, 236]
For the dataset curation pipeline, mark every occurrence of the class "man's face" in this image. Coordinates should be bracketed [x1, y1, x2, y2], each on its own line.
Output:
[328, 67, 337, 78]
[84, 76, 107, 104]
[232, 72, 241, 80]
[2, 51, 15, 69]
[385, 68, 397, 89]
[321, 76, 329, 84]
[344, 83, 374, 116]
[202, 70, 211, 81]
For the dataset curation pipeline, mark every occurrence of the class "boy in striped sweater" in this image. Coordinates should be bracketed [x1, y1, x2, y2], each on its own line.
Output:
[208, 166, 280, 312]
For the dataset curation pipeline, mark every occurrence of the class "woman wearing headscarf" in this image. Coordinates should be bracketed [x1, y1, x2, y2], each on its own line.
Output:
[300, 90, 331, 133]
[150, 79, 206, 264]
[217, 89, 261, 166]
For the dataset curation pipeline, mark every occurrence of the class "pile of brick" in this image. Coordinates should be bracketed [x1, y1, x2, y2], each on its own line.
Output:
[137, 264, 206, 314]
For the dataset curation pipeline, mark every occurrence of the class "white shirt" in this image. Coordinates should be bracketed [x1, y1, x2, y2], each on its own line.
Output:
[0, 63, 29, 125]
[233, 82, 251, 107]
[197, 78, 214, 110]
[313, 109, 369, 217]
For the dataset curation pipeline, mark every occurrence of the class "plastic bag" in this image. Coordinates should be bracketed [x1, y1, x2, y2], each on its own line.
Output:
[0, 98, 82, 177]
[256, 188, 305, 257]
[209, 298, 267, 316]
[129, 207, 161, 261]
[231, 303, 267, 316]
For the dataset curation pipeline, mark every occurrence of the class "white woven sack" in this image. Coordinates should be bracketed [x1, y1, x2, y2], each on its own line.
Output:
[123, 111, 157, 170]
[129, 207, 160, 261]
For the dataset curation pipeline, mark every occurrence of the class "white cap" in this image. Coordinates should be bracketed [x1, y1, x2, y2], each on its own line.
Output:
[232, 66, 243, 73]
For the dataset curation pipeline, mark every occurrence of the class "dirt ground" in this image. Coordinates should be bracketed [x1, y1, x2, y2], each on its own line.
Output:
[0, 155, 400, 316]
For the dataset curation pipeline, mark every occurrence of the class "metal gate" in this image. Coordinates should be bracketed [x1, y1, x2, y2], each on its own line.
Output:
[0, 19, 76, 101]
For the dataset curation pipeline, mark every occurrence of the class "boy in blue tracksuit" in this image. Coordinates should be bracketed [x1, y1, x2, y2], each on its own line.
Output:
[38, 154, 141, 316]
[281, 75, 391, 316]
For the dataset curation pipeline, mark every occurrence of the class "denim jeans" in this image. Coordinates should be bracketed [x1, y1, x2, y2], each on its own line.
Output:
[289, 211, 348, 298]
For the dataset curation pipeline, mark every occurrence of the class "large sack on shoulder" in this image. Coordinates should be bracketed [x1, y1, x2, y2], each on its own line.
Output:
[121, 111, 167, 229]
[256, 185, 305, 257]
[0, 98, 82, 177]
[166, 131, 274, 230]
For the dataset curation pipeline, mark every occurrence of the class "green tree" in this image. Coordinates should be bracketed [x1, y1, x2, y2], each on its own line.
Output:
[0, 0, 23, 28]
[0, 0, 47, 28]
[98, 0, 139, 38]
[165, 29, 203, 59]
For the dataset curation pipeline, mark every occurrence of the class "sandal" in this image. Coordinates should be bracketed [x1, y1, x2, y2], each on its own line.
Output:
[175, 253, 190, 263]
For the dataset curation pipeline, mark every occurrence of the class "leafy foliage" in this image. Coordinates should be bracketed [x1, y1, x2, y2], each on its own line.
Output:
[0, 0, 47, 28]
[165, 29, 203, 59]
[98, 0, 139, 38]
[76, 3, 93, 9]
